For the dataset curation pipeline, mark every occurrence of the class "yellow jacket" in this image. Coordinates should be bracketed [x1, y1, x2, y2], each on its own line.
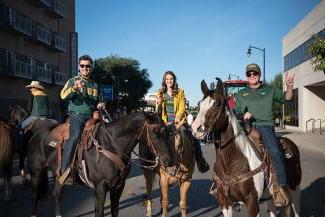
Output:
[155, 88, 186, 123]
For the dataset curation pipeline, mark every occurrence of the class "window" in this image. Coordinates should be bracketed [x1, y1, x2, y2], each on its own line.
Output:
[52, 0, 65, 17]
[9, 8, 32, 36]
[54, 35, 66, 52]
[284, 88, 299, 127]
[37, 61, 52, 83]
[36, 24, 51, 45]
[15, 53, 32, 78]
[54, 71, 67, 85]
[284, 28, 325, 71]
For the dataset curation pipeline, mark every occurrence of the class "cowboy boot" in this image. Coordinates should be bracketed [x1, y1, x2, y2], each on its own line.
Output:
[273, 183, 290, 207]
[195, 153, 210, 173]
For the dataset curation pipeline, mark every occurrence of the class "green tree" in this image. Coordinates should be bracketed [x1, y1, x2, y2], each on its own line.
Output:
[309, 35, 325, 74]
[92, 55, 152, 112]
[269, 72, 283, 118]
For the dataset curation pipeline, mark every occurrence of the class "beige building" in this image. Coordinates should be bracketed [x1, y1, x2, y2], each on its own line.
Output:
[0, 0, 77, 120]
[283, 0, 325, 132]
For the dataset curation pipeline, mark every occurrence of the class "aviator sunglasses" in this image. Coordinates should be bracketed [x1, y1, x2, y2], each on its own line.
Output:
[79, 64, 91, 69]
[246, 71, 260, 77]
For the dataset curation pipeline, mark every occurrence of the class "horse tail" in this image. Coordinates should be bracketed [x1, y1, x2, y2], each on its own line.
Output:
[0, 122, 15, 172]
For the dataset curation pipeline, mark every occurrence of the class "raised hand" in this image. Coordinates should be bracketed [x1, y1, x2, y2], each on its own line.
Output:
[285, 72, 295, 88]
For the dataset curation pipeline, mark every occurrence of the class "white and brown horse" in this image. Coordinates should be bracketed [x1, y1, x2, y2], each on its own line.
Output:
[191, 79, 301, 217]
[140, 123, 195, 217]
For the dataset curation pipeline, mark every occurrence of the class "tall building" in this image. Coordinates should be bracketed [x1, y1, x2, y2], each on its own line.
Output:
[283, 0, 325, 132]
[0, 0, 77, 120]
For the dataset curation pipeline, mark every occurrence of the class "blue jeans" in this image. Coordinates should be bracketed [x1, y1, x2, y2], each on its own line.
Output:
[256, 126, 287, 185]
[62, 113, 91, 172]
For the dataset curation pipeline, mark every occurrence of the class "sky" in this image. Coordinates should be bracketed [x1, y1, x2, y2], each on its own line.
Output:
[76, 0, 320, 106]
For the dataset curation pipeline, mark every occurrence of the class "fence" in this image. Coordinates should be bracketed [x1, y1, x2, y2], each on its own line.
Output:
[305, 118, 325, 135]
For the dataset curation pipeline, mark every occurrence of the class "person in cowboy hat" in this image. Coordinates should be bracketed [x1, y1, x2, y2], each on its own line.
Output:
[20, 80, 49, 130]
[235, 63, 294, 207]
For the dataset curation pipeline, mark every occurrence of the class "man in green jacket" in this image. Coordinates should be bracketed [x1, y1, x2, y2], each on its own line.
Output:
[235, 63, 294, 206]
[60, 54, 105, 182]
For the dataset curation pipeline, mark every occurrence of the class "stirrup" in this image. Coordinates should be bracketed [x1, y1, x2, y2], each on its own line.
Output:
[59, 167, 71, 185]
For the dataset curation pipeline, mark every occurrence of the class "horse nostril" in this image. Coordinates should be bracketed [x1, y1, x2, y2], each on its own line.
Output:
[197, 126, 205, 133]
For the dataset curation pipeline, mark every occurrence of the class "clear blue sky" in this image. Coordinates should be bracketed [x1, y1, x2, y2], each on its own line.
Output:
[76, 0, 320, 106]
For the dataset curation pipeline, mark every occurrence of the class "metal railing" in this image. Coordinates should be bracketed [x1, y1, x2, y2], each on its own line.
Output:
[313, 119, 321, 134]
[306, 118, 314, 132]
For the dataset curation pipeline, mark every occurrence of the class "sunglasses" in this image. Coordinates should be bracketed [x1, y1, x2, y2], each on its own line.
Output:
[246, 71, 260, 77]
[80, 64, 91, 69]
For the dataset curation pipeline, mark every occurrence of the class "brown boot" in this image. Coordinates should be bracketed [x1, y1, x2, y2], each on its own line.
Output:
[273, 184, 290, 207]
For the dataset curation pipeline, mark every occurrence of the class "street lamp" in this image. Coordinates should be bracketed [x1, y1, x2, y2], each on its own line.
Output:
[247, 45, 266, 83]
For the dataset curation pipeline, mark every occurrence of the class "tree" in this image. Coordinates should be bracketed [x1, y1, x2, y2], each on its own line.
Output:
[269, 72, 283, 118]
[92, 55, 152, 112]
[309, 35, 325, 74]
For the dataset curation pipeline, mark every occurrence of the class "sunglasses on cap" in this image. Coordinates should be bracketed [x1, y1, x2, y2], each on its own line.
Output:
[79, 64, 91, 69]
[246, 71, 260, 77]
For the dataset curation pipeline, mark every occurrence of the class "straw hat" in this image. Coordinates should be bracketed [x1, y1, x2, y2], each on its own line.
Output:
[25, 81, 45, 90]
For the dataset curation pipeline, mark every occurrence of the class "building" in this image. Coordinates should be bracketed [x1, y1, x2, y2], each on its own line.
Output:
[0, 0, 77, 120]
[283, 0, 325, 132]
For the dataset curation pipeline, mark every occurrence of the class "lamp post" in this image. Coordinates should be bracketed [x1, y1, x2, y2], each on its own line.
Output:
[247, 45, 266, 83]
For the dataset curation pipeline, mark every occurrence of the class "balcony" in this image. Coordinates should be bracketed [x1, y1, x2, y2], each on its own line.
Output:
[49, 0, 65, 18]
[27, 0, 51, 8]
[14, 53, 33, 79]
[52, 34, 66, 52]
[35, 24, 52, 46]
[37, 62, 52, 83]
[4, 7, 32, 36]
[54, 71, 67, 85]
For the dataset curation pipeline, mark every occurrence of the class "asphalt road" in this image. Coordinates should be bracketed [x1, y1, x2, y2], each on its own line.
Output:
[1, 139, 325, 217]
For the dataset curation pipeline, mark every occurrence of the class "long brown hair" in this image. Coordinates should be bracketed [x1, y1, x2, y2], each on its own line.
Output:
[159, 71, 179, 96]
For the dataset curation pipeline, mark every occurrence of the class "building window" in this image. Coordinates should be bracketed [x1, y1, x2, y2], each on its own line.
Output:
[54, 71, 67, 85]
[37, 61, 52, 83]
[284, 28, 324, 71]
[36, 24, 51, 45]
[52, 0, 65, 17]
[8, 8, 32, 36]
[54, 35, 66, 52]
[15, 53, 32, 78]
[284, 88, 298, 127]
[40, 0, 51, 7]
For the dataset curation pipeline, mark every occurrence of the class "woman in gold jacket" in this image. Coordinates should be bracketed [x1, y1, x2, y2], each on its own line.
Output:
[156, 71, 209, 173]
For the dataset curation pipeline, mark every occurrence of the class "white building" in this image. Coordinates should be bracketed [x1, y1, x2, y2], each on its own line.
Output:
[283, 0, 325, 132]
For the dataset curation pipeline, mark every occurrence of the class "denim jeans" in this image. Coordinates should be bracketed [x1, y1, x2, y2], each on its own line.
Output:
[255, 125, 287, 185]
[62, 113, 91, 171]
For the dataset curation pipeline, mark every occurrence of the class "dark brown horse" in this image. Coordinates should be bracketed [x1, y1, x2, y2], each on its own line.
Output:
[0, 120, 15, 201]
[191, 79, 301, 217]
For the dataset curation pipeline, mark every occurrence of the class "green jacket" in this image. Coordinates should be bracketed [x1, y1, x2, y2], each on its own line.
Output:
[60, 75, 102, 115]
[235, 84, 286, 126]
[30, 90, 49, 117]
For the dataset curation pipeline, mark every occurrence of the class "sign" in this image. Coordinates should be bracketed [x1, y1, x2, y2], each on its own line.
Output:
[100, 85, 113, 101]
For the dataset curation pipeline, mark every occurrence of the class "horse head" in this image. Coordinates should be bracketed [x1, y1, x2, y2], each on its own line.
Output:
[191, 78, 228, 140]
[9, 104, 28, 127]
[142, 112, 173, 167]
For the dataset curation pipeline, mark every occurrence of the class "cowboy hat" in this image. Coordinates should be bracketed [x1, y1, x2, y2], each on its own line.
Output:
[25, 81, 45, 90]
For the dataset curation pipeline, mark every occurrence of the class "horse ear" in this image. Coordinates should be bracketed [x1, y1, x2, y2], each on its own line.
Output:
[201, 80, 209, 97]
[215, 77, 224, 95]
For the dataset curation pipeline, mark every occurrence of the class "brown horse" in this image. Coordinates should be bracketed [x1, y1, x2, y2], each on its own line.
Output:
[141, 122, 195, 217]
[0, 120, 15, 201]
[191, 79, 301, 217]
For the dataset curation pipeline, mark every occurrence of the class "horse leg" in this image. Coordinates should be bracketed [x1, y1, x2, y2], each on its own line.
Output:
[110, 181, 125, 217]
[53, 179, 63, 217]
[4, 176, 12, 201]
[221, 206, 233, 217]
[244, 194, 260, 217]
[143, 169, 155, 217]
[290, 185, 301, 217]
[160, 175, 170, 217]
[94, 183, 107, 217]
[179, 180, 191, 217]
[266, 199, 277, 217]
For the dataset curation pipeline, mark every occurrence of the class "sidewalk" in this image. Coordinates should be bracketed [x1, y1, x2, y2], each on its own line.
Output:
[275, 127, 325, 155]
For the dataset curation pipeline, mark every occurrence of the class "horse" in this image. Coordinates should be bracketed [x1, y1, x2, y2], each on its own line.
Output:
[0, 120, 15, 201]
[8, 104, 31, 183]
[27, 111, 173, 217]
[191, 79, 301, 217]
[140, 121, 196, 217]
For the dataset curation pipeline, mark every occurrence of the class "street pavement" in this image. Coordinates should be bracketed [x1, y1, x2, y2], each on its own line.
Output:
[1, 129, 325, 217]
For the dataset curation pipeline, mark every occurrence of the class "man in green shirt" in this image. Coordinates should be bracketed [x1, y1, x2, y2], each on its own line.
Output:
[235, 63, 294, 206]
[60, 54, 105, 182]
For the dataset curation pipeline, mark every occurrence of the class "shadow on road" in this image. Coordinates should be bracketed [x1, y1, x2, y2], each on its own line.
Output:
[301, 177, 325, 217]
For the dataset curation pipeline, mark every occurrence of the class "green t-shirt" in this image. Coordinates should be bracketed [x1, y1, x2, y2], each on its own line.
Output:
[235, 84, 286, 126]
[164, 93, 175, 123]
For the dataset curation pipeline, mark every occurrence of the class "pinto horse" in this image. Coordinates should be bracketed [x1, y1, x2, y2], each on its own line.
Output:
[191, 79, 301, 217]
[140, 122, 195, 217]
[27, 112, 173, 217]
[0, 120, 15, 201]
